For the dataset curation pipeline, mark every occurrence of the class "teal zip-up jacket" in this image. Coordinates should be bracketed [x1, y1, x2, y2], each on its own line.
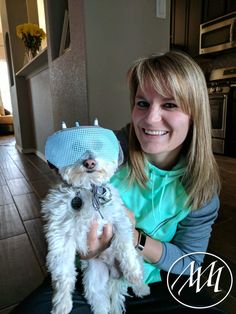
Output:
[112, 126, 220, 284]
[111, 160, 191, 283]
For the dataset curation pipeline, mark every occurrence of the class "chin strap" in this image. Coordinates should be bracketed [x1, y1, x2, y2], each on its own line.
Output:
[91, 184, 112, 219]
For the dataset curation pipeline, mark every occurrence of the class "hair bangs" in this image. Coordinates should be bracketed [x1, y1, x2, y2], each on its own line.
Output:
[138, 57, 192, 117]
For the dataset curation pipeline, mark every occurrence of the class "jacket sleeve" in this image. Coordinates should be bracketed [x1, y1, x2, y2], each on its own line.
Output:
[154, 194, 220, 275]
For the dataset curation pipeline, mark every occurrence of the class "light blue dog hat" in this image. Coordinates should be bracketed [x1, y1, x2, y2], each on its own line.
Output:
[45, 120, 123, 169]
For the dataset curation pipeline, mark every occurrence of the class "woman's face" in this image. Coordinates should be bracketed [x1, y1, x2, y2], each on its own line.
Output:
[132, 83, 191, 169]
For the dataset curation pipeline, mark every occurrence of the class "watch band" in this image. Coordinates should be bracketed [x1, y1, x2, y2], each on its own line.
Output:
[135, 229, 147, 251]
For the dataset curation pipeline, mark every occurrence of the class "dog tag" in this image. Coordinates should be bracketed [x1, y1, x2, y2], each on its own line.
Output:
[71, 196, 83, 210]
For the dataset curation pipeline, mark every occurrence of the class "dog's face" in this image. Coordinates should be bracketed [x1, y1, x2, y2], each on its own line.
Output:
[59, 155, 118, 189]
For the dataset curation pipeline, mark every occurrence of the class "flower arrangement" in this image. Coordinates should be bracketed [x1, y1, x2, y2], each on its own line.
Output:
[16, 23, 46, 59]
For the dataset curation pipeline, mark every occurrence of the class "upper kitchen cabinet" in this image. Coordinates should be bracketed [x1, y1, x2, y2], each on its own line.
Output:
[202, 0, 236, 22]
[170, 0, 203, 57]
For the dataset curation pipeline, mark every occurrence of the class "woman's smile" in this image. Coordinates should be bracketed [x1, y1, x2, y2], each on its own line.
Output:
[143, 129, 169, 136]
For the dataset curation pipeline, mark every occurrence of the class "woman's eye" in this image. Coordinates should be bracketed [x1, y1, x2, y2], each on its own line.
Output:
[163, 102, 177, 109]
[136, 100, 150, 108]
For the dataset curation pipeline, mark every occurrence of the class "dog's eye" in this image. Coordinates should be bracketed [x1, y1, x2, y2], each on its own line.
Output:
[71, 196, 83, 210]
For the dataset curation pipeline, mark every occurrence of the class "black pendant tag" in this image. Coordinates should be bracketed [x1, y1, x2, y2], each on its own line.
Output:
[71, 196, 83, 210]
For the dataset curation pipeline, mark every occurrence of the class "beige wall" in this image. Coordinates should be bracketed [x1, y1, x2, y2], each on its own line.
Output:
[0, 13, 5, 58]
[0, 32, 5, 59]
[28, 68, 54, 156]
[84, 0, 170, 129]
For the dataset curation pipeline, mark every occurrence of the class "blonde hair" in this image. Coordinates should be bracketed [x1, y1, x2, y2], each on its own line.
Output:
[127, 50, 220, 210]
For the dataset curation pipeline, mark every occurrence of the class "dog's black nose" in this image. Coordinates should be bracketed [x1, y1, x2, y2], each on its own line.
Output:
[83, 159, 96, 169]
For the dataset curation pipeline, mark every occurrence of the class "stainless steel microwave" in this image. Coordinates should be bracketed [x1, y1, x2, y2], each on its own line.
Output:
[199, 11, 236, 54]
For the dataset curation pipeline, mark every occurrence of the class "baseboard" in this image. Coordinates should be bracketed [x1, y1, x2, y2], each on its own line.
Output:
[15, 144, 46, 163]
[15, 144, 34, 154]
[35, 150, 46, 162]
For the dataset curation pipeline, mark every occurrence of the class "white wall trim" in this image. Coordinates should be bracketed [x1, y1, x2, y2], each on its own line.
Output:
[15, 144, 46, 162]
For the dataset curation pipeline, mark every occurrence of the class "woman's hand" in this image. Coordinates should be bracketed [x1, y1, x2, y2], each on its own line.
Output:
[80, 221, 113, 260]
[79, 208, 139, 260]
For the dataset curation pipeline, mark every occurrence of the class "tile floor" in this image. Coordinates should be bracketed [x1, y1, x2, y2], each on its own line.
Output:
[0, 135, 61, 314]
[0, 135, 235, 313]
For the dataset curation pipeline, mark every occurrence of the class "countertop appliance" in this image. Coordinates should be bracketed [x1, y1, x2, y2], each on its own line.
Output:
[208, 67, 236, 156]
[200, 11, 236, 55]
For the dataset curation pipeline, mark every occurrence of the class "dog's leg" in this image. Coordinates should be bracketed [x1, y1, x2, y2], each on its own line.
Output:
[112, 218, 143, 286]
[47, 240, 77, 314]
[82, 259, 111, 314]
[109, 278, 127, 314]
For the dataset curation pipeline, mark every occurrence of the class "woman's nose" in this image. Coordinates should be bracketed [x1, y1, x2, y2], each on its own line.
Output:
[145, 106, 162, 123]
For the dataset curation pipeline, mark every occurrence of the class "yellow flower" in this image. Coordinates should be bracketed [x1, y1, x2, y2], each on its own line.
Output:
[16, 24, 25, 39]
[16, 23, 46, 54]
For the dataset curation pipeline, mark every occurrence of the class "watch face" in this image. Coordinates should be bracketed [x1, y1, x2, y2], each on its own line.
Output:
[137, 244, 144, 251]
[136, 230, 146, 251]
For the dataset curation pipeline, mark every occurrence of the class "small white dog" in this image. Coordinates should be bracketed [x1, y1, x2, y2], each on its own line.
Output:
[42, 122, 150, 314]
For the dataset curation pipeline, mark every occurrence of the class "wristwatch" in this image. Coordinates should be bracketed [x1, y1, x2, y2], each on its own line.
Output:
[135, 229, 147, 251]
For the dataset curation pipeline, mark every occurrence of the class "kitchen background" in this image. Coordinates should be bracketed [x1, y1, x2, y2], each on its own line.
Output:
[0, 0, 236, 313]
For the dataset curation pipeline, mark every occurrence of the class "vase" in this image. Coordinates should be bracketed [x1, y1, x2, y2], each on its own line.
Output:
[23, 48, 38, 65]
[23, 49, 33, 65]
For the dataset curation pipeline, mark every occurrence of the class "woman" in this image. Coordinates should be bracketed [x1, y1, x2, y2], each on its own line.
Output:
[12, 51, 224, 313]
[86, 50, 221, 279]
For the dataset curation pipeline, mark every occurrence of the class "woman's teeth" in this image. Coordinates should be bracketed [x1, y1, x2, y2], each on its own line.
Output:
[144, 129, 168, 135]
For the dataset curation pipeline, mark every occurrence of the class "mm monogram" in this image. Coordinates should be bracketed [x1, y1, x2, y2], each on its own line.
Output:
[167, 252, 233, 309]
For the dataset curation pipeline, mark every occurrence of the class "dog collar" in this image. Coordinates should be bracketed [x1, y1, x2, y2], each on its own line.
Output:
[70, 184, 112, 219]
[91, 184, 112, 219]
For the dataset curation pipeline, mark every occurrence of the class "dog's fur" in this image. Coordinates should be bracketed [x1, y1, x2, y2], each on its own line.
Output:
[42, 155, 150, 314]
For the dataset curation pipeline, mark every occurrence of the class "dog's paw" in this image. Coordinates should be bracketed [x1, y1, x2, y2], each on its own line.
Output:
[132, 283, 150, 298]
[51, 299, 72, 314]
[123, 266, 143, 286]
